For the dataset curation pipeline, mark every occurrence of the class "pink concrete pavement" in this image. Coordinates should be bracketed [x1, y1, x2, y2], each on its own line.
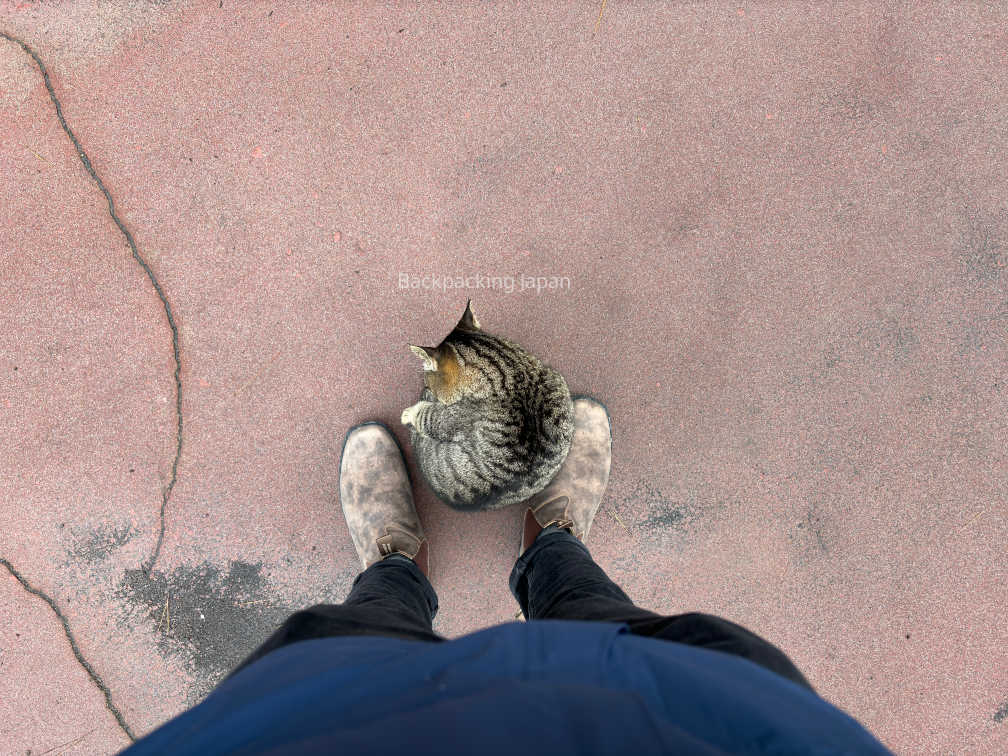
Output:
[2, 2, 1006, 753]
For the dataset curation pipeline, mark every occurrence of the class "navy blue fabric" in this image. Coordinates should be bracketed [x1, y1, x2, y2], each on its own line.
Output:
[123, 620, 891, 755]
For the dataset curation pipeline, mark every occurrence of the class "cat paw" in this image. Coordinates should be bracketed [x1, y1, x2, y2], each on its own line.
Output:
[401, 403, 421, 427]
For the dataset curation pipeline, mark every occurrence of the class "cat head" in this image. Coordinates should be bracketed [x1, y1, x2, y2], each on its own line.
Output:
[408, 300, 485, 403]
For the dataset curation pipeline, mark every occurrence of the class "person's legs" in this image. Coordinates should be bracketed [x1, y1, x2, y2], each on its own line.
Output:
[229, 554, 440, 678]
[510, 524, 660, 624]
[511, 396, 814, 692]
[510, 396, 635, 622]
[227, 422, 440, 680]
[336, 554, 438, 638]
[509, 524, 813, 690]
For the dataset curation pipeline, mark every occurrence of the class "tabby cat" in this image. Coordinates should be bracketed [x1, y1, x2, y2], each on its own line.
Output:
[401, 301, 574, 511]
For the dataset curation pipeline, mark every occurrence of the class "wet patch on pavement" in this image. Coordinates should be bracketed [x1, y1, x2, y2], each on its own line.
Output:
[958, 205, 1007, 284]
[620, 480, 700, 535]
[993, 699, 1008, 724]
[947, 298, 1008, 357]
[617, 480, 731, 544]
[789, 498, 834, 561]
[115, 560, 291, 702]
[65, 522, 140, 565]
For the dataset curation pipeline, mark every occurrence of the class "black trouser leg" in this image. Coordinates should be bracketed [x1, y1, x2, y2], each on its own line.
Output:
[227, 555, 442, 679]
[509, 525, 814, 691]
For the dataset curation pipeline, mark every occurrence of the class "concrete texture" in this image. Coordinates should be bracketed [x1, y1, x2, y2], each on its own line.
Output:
[1, 1, 1006, 753]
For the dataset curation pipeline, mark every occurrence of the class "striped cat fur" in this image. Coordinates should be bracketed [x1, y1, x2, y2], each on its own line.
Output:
[401, 301, 574, 511]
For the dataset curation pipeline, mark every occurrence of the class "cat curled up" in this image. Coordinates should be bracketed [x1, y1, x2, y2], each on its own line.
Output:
[401, 301, 574, 511]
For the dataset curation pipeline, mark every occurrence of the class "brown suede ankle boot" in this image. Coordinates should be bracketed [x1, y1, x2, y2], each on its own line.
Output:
[339, 422, 429, 577]
[519, 396, 612, 555]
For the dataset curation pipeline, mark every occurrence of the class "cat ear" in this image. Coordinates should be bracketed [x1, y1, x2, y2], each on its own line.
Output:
[458, 299, 481, 330]
[409, 345, 438, 372]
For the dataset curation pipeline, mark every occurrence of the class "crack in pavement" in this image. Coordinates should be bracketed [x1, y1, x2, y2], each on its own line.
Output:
[2, 30, 188, 745]
[1, 31, 183, 575]
[1, 558, 136, 742]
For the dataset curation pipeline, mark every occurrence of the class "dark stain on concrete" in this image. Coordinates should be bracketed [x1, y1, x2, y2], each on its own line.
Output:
[116, 560, 290, 701]
[639, 503, 688, 530]
[788, 299, 925, 397]
[67, 523, 139, 564]
[830, 196, 860, 227]
[954, 321, 988, 356]
[851, 305, 920, 369]
[790, 500, 832, 558]
[807, 12, 913, 130]
[823, 85, 879, 123]
[876, 317, 918, 363]
[948, 298, 1008, 357]
[994, 700, 1008, 723]
[789, 343, 844, 391]
[958, 205, 1006, 283]
[628, 481, 701, 533]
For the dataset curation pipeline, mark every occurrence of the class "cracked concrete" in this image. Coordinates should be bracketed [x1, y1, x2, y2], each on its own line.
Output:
[1, 2, 1007, 754]
[1, 29, 183, 582]
[2, 558, 135, 742]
